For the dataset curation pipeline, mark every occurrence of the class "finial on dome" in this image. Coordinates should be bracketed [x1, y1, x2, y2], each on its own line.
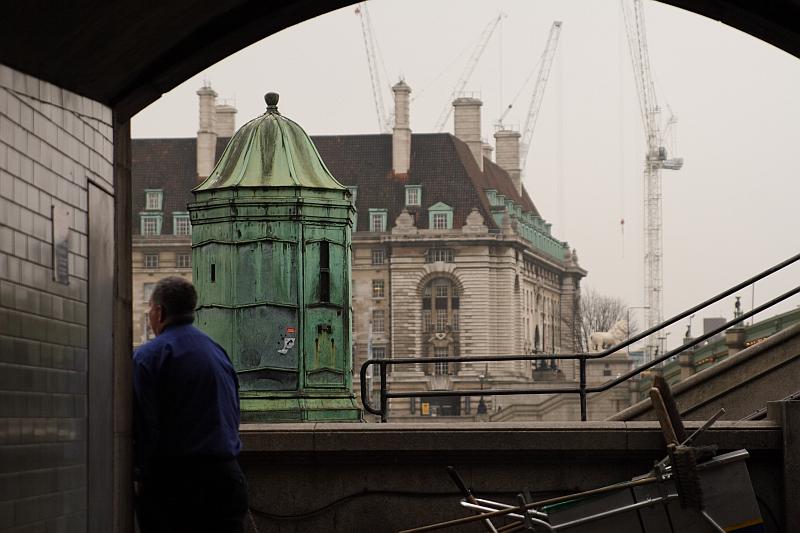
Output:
[265, 92, 280, 114]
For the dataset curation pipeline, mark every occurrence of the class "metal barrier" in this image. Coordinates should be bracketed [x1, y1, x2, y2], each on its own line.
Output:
[360, 252, 800, 422]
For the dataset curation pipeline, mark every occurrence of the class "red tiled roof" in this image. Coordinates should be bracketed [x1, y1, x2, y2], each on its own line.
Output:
[131, 133, 537, 234]
[483, 157, 539, 215]
[131, 137, 228, 234]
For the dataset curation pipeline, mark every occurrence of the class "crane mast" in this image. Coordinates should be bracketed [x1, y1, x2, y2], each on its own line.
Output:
[622, 0, 683, 361]
[435, 13, 505, 132]
[519, 21, 562, 173]
[356, 2, 391, 133]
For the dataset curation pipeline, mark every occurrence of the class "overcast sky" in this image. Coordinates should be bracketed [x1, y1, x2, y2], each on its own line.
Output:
[132, 0, 800, 350]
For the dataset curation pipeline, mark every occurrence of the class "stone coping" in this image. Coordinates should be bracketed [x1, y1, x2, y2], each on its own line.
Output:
[239, 420, 780, 455]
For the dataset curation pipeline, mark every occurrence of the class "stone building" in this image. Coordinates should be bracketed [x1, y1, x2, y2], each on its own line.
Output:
[131, 82, 604, 421]
[132, 85, 235, 345]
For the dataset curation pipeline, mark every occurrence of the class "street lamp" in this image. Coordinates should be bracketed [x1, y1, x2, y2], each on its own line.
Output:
[658, 332, 672, 362]
[477, 364, 488, 415]
[685, 314, 696, 340]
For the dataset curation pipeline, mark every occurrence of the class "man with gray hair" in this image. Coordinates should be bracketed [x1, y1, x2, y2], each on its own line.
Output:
[133, 276, 246, 532]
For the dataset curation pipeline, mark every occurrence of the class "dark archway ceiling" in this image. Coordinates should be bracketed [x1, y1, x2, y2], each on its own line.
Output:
[1, 0, 799, 120]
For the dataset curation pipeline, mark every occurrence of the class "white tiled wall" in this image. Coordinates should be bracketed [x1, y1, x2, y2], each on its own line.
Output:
[0, 63, 113, 532]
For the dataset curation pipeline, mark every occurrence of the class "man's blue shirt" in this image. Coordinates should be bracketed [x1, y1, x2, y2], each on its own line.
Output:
[133, 322, 241, 478]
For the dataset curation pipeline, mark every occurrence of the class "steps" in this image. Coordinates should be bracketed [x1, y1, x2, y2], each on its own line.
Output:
[610, 323, 800, 421]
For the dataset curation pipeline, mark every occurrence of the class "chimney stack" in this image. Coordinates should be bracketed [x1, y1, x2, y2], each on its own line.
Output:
[197, 85, 218, 181]
[494, 129, 522, 194]
[392, 80, 412, 176]
[214, 103, 237, 137]
[453, 97, 483, 171]
[482, 141, 494, 163]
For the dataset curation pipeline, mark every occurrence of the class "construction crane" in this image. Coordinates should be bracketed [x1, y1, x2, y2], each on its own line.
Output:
[434, 13, 505, 132]
[621, 0, 683, 361]
[514, 21, 562, 174]
[355, 2, 392, 133]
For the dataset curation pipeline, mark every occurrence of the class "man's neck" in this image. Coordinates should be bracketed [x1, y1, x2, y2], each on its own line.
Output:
[158, 316, 195, 335]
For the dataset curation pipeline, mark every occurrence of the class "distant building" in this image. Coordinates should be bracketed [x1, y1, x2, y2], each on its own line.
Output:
[634, 307, 800, 400]
[132, 84, 237, 345]
[131, 82, 606, 421]
[703, 317, 726, 343]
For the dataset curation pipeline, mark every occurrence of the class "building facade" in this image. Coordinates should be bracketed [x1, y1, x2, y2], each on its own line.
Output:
[131, 83, 611, 421]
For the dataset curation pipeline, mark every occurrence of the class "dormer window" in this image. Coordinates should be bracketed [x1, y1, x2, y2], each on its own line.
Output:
[140, 213, 162, 236]
[428, 202, 453, 230]
[432, 213, 448, 229]
[173, 212, 191, 236]
[145, 189, 163, 211]
[369, 208, 387, 232]
[405, 185, 421, 207]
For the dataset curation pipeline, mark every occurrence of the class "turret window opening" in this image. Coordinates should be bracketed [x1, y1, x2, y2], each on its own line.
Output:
[319, 241, 330, 302]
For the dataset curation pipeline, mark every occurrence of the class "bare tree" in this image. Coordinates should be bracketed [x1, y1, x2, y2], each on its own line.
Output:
[574, 288, 637, 352]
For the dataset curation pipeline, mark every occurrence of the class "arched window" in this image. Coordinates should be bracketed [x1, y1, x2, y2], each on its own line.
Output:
[421, 279, 460, 333]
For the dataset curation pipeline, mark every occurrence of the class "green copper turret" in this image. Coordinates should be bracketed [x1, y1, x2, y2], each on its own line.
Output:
[188, 92, 360, 422]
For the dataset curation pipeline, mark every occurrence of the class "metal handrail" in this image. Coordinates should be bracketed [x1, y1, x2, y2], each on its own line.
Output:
[360, 252, 800, 422]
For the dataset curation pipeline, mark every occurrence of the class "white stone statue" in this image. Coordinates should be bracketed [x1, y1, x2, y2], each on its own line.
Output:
[588, 320, 628, 352]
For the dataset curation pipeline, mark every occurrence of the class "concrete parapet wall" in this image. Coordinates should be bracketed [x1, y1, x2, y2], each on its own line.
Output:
[240, 421, 784, 532]
[612, 323, 800, 422]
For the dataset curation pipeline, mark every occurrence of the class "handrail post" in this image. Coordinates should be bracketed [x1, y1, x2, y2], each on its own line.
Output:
[360, 360, 370, 413]
[579, 357, 587, 421]
[380, 361, 388, 423]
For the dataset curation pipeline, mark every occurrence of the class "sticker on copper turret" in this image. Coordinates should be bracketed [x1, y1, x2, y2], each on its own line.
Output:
[278, 337, 295, 355]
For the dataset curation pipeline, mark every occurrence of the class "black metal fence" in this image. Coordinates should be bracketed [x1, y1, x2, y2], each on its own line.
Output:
[360, 252, 800, 422]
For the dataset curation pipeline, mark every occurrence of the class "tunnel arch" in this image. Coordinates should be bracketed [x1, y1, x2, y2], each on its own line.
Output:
[1, 1, 799, 120]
